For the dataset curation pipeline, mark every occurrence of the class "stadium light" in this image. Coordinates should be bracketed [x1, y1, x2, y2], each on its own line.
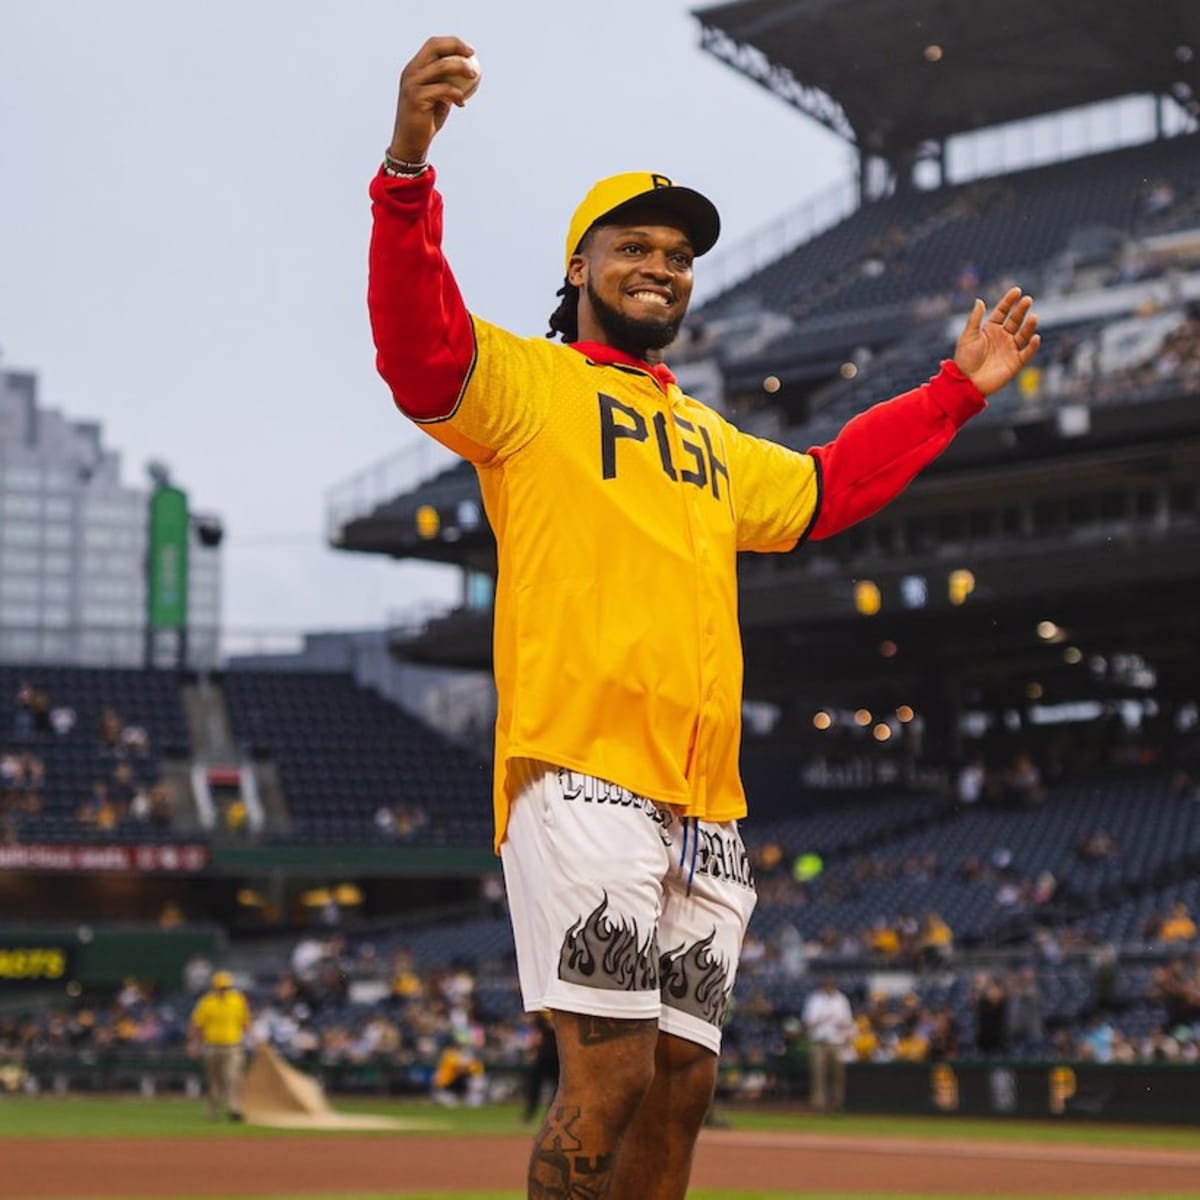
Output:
[854, 580, 882, 616]
[813, 711, 832, 731]
[948, 569, 975, 606]
[1037, 620, 1061, 641]
[854, 708, 872, 727]
[873, 723, 892, 742]
[896, 705, 915, 723]
[1063, 646, 1083, 664]
[762, 375, 781, 394]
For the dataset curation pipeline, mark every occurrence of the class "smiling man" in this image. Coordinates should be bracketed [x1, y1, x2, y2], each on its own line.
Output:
[368, 35, 1039, 1200]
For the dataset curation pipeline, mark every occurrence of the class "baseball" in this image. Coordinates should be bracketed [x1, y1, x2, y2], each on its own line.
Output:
[442, 53, 482, 99]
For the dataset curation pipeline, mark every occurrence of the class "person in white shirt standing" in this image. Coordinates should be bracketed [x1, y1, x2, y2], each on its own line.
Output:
[803, 975, 855, 1113]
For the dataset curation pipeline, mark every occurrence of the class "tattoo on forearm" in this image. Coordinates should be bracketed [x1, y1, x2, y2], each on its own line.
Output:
[574, 1014, 657, 1046]
[529, 1105, 615, 1199]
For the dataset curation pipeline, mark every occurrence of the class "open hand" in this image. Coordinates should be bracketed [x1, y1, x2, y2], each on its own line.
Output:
[389, 36, 478, 165]
[954, 287, 1041, 396]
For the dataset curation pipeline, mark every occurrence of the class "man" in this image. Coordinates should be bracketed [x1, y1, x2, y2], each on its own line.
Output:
[802, 975, 855, 1112]
[368, 36, 1040, 1200]
[189, 969, 251, 1121]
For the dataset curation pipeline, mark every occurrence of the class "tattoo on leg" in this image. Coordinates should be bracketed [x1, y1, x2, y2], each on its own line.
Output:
[574, 1015, 657, 1046]
[543, 1104, 583, 1152]
[529, 1105, 615, 1199]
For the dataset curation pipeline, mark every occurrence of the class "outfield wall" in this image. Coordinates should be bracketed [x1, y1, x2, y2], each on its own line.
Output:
[845, 1060, 1200, 1123]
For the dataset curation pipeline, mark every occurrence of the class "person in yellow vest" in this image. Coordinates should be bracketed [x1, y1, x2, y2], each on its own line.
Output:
[188, 969, 252, 1121]
[369, 35, 1041, 1199]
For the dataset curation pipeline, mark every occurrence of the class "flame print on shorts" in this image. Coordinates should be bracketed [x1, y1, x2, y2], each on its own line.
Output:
[660, 930, 731, 1027]
[557, 893, 659, 991]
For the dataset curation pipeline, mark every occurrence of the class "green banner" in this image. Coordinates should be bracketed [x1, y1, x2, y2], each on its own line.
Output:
[148, 486, 189, 630]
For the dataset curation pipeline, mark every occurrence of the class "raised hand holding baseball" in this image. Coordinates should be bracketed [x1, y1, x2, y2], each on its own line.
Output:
[389, 36, 480, 165]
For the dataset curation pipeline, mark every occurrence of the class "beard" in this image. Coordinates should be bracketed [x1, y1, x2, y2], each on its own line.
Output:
[586, 278, 683, 357]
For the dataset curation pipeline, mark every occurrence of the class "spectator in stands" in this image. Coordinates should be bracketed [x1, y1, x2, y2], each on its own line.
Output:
[928, 1006, 961, 1060]
[76, 783, 116, 831]
[972, 973, 1008, 1055]
[867, 917, 901, 959]
[1146, 959, 1200, 1029]
[1159, 901, 1198, 944]
[370, 36, 1042, 1197]
[893, 1012, 931, 1062]
[98, 706, 123, 751]
[1137, 178, 1176, 219]
[1078, 1011, 1116, 1063]
[851, 1013, 879, 1061]
[149, 783, 174, 828]
[952, 259, 981, 306]
[31, 691, 52, 737]
[224, 797, 249, 840]
[12, 681, 36, 739]
[917, 911, 954, 967]
[802, 976, 854, 1112]
[1006, 966, 1044, 1055]
[1076, 828, 1121, 863]
[1002, 753, 1045, 806]
[127, 786, 152, 823]
[49, 704, 75, 736]
[109, 761, 135, 812]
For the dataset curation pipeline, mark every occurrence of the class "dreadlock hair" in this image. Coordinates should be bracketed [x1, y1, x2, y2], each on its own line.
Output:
[545, 276, 580, 343]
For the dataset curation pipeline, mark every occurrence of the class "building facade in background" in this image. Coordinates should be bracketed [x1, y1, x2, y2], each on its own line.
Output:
[0, 361, 221, 667]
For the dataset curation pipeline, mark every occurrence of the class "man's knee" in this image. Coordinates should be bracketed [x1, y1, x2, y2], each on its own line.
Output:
[655, 1033, 718, 1125]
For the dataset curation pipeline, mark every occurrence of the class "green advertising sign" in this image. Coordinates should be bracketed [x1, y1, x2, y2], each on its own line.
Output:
[148, 486, 189, 630]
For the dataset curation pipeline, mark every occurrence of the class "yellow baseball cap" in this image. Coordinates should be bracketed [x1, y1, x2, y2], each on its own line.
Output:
[564, 172, 720, 272]
[212, 970, 234, 988]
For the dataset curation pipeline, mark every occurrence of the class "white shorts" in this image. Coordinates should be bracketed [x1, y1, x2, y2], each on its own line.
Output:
[500, 760, 757, 1055]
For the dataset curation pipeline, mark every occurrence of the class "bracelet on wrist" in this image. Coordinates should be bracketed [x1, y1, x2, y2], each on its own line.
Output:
[383, 150, 429, 178]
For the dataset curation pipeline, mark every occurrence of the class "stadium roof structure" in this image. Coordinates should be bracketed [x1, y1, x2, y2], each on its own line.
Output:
[693, 0, 1200, 160]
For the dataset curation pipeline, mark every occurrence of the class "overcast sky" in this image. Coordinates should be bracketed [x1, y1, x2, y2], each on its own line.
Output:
[0, 1, 850, 642]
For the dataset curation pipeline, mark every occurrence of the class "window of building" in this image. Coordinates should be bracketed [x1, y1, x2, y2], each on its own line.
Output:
[1, 549, 39, 573]
[2, 523, 40, 546]
[3, 494, 42, 518]
[1, 577, 39, 600]
[0, 602, 40, 624]
[3, 467, 42, 490]
[42, 579, 71, 603]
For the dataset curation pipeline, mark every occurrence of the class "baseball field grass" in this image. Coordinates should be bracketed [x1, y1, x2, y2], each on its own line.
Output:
[1, 1097, 1198, 1199]
[1, 1094, 1198, 1147]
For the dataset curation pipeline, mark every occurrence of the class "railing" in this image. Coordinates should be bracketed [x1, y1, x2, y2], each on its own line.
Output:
[692, 175, 861, 306]
[325, 438, 457, 544]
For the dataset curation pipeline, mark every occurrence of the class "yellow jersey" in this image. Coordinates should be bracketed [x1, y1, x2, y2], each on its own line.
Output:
[190, 989, 250, 1047]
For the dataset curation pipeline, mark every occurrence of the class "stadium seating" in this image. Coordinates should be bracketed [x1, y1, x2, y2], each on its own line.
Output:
[222, 670, 492, 847]
[0, 666, 189, 843]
